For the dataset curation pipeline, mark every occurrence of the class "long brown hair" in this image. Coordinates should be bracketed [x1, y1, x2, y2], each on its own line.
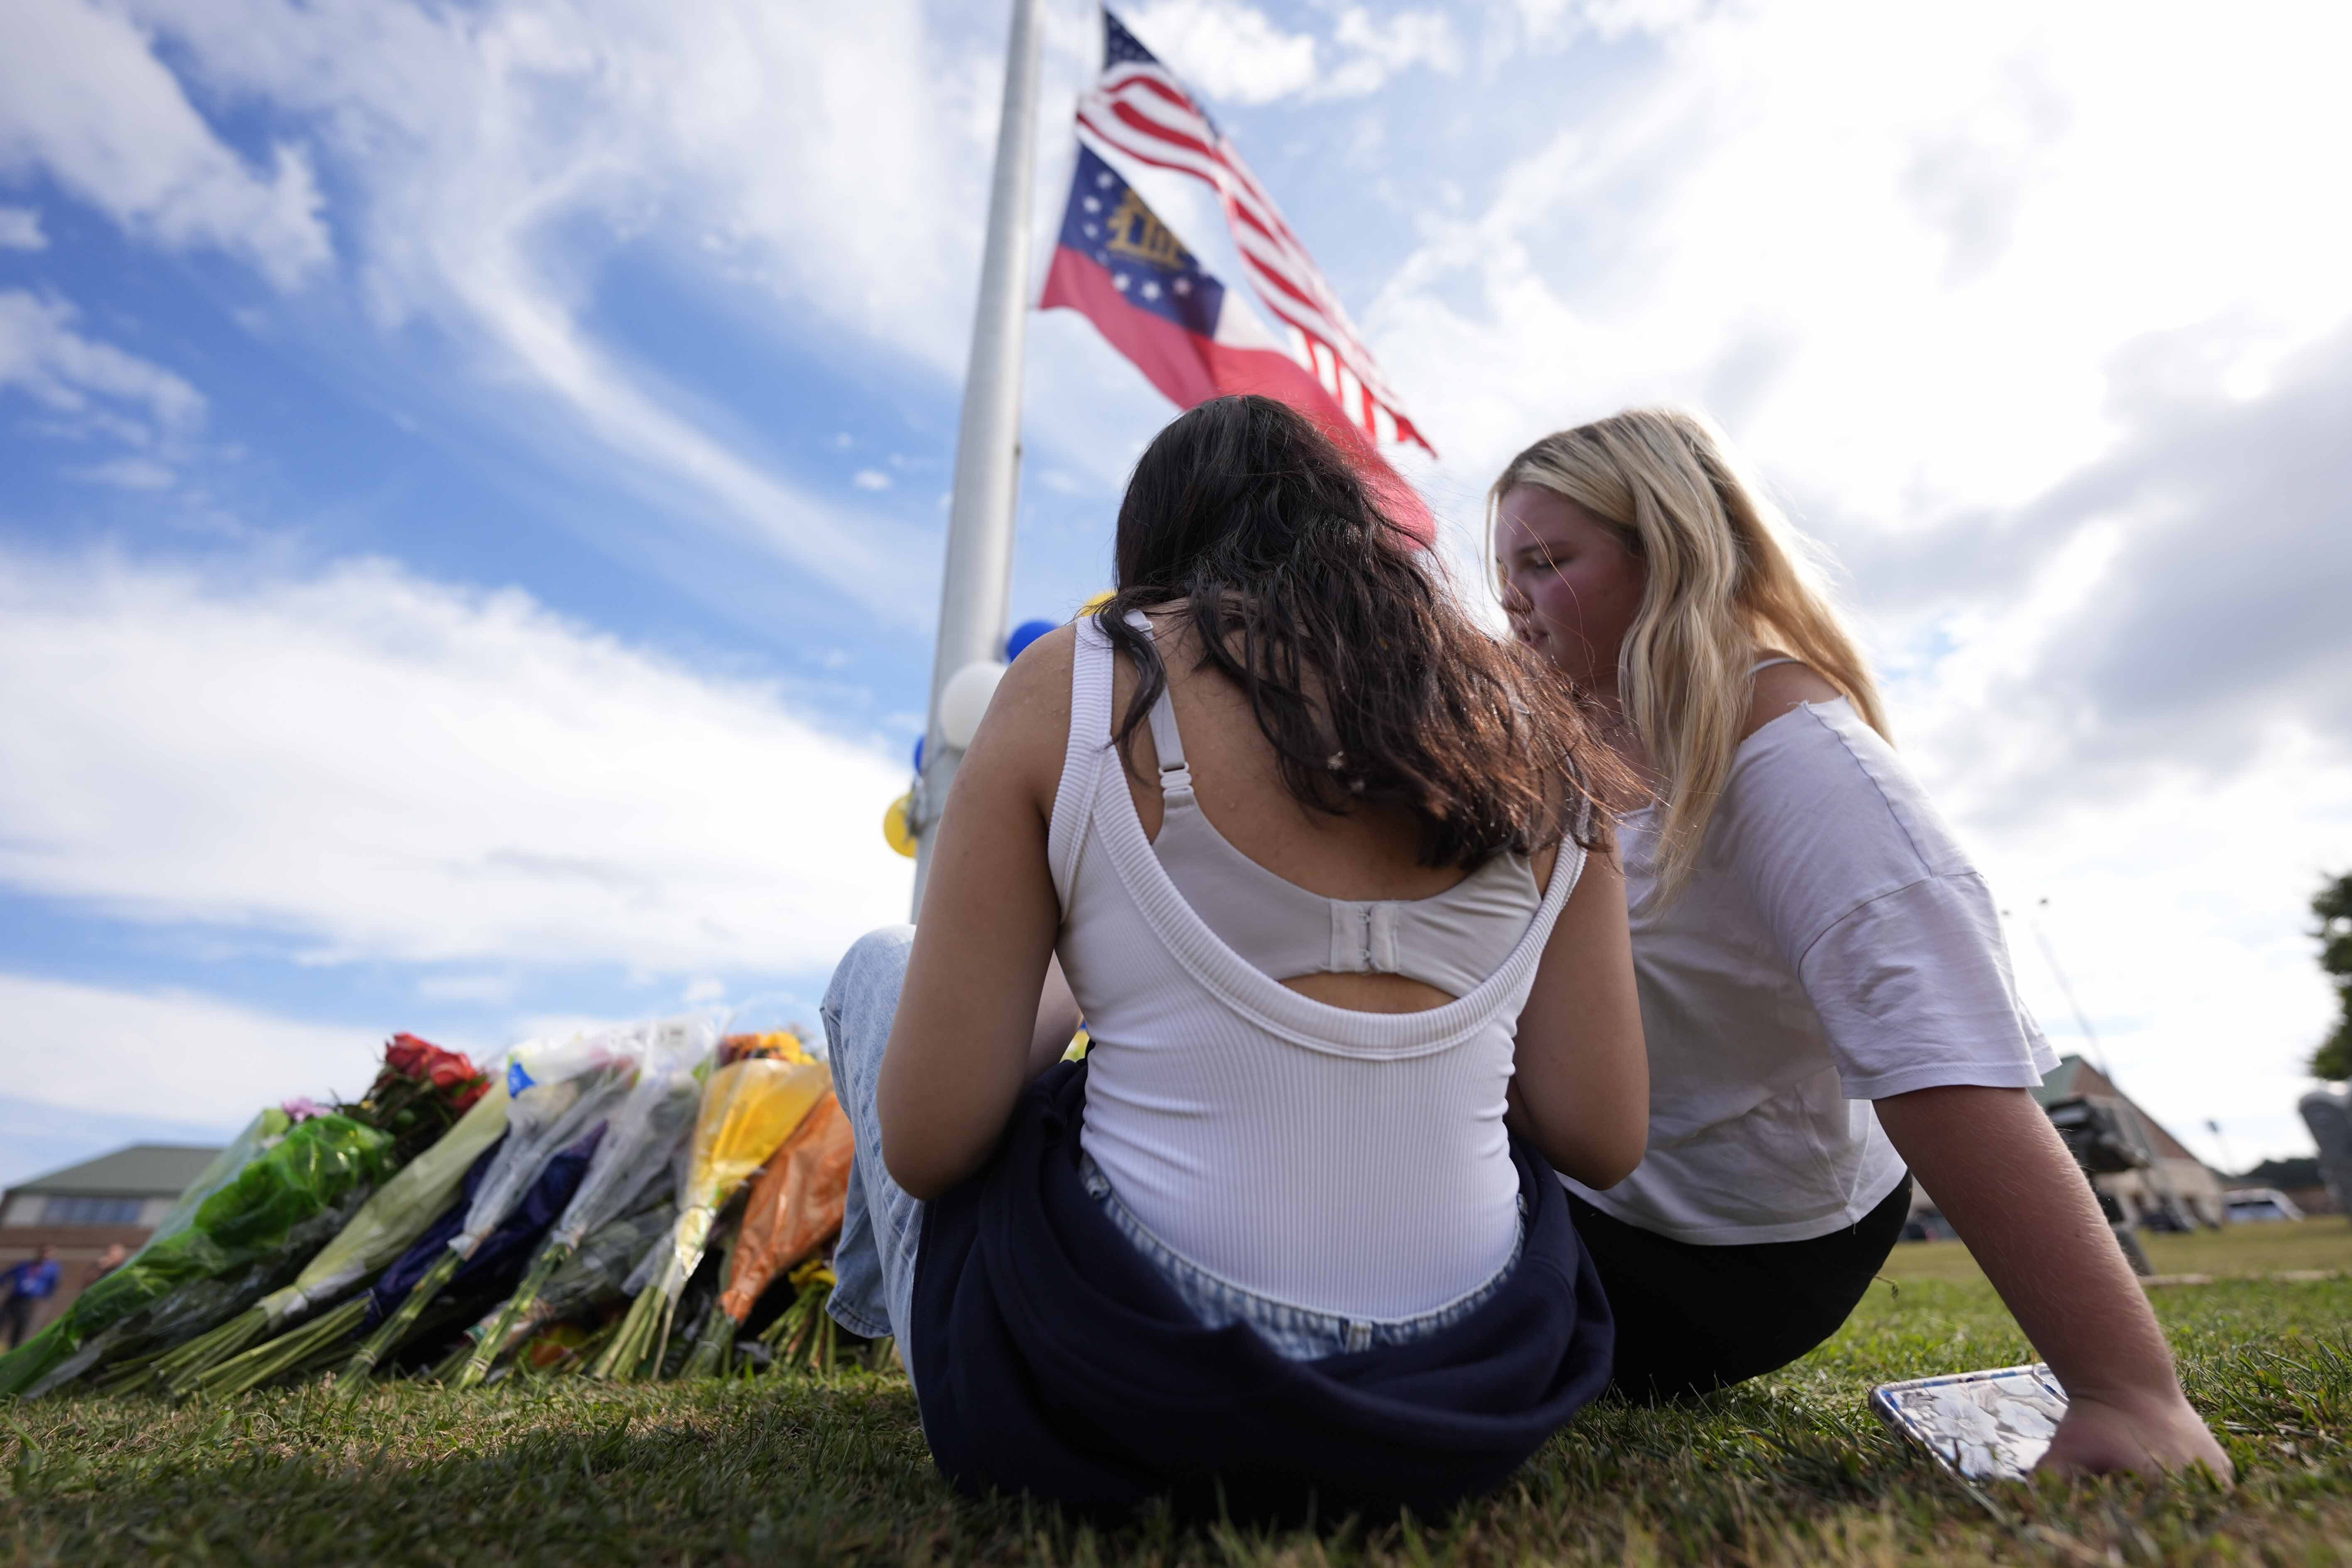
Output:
[1492, 407, 1886, 900]
[1100, 396, 1618, 869]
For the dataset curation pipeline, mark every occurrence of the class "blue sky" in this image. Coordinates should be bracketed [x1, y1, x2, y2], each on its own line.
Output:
[4, 0, 2350, 1190]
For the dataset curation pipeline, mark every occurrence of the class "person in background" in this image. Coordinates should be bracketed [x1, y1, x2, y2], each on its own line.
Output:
[1490, 407, 2230, 1480]
[1, 1246, 61, 1349]
[820, 395, 1649, 1519]
[91, 1242, 129, 1281]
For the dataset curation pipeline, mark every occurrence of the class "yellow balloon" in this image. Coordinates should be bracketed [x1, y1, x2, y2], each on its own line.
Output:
[883, 792, 917, 859]
[1078, 590, 1114, 616]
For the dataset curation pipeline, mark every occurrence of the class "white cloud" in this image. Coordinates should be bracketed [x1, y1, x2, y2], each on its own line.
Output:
[852, 468, 891, 491]
[0, 206, 47, 249]
[0, 288, 204, 437]
[1514, 0, 1710, 47]
[1378, 0, 2352, 528]
[0, 973, 384, 1128]
[1324, 9, 1462, 98]
[68, 454, 177, 489]
[0, 548, 914, 975]
[1124, 1, 1321, 105]
[1121, 2, 1461, 104]
[413, 973, 519, 1006]
[0, 0, 330, 287]
[36, 0, 996, 615]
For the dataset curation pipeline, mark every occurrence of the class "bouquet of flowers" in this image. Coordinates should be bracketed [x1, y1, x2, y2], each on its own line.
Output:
[680, 1089, 854, 1376]
[450, 1017, 710, 1387]
[344, 1033, 494, 1163]
[433, 1194, 676, 1382]
[757, 1256, 843, 1376]
[152, 1071, 512, 1396]
[590, 1031, 831, 1380]
[335, 1027, 642, 1395]
[197, 1121, 610, 1396]
[0, 1109, 393, 1398]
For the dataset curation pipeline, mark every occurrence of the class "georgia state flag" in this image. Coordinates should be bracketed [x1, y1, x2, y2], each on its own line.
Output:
[1041, 145, 1434, 545]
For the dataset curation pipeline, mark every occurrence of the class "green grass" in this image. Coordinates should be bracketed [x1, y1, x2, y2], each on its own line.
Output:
[4, 1220, 2347, 1565]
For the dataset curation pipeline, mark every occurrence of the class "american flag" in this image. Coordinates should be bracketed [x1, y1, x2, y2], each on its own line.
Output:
[1078, 9, 1436, 457]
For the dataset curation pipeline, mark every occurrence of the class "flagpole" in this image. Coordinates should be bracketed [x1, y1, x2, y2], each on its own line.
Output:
[912, 0, 1046, 916]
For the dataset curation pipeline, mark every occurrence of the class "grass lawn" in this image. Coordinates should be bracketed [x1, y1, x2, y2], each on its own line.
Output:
[3, 1218, 2345, 1566]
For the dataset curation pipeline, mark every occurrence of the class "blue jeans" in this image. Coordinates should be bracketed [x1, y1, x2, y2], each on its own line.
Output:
[823, 925, 1521, 1368]
[824, 927, 926, 1367]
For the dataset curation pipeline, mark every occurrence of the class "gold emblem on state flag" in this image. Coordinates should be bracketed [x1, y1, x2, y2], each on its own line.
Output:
[1103, 189, 1194, 271]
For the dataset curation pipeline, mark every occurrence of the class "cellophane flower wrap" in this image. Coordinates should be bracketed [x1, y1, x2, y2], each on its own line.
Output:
[335, 1028, 642, 1391]
[453, 1029, 645, 1258]
[133, 1039, 506, 1394]
[590, 1031, 829, 1377]
[265, 1073, 512, 1324]
[150, 1075, 514, 1394]
[452, 1016, 709, 1386]
[0, 1109, 392, 1397]
[682, 1085, 855, 1375]
[443, 1195, 677, 1379]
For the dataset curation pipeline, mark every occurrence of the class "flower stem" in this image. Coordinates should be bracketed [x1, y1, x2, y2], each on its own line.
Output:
[452, 1243, 570, 1390]
[336, 1248, 461, 1400]
[193, 1297, 368, 1399]
[153, 1305, 272, 1396]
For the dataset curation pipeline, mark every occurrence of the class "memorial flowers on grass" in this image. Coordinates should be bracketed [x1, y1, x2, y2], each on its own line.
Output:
[432, 1195, 676, 1383]
[590, 1031, 831, 1380]
[334, 1028, 641, 1396]
[449, 1018, 709, 1388]
[681, 1089, 855, 1376]
[155, 1076, 511, 1397]
[0, 1109, 393, 1398]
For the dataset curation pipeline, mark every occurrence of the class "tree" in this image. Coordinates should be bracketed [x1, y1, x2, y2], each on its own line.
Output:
[2314, 872, 2352, 1081]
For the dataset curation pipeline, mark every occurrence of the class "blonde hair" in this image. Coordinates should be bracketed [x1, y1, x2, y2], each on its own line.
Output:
[1491, 407, 1887, 903]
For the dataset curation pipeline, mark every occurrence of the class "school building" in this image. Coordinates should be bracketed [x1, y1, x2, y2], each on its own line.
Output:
[1, 1143, 223, 1332]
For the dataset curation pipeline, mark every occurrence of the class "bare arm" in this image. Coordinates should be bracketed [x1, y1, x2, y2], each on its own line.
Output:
[875, 631, 1073, 1200]
[1875, 1085, 2232, 1481]
[1507, 842, 1649, 1188]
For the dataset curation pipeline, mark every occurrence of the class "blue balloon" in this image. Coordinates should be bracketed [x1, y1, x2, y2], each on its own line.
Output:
[1005, 618, 1056, 662]
[912, 734, 925, 773]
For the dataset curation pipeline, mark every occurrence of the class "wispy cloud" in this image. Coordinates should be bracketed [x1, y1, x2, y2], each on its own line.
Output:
[0, 0, 1007, 613]
[0, 0, 330, 287]
[0, 547, 915, 976]
[0, 972, 383, 1129]
[1122, 2, 1462, 104]
[0, 206, 47, 250]
[0, 288, 203, 442]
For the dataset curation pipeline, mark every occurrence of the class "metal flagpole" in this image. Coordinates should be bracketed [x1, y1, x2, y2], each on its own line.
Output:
[911, 0, 1045, 916]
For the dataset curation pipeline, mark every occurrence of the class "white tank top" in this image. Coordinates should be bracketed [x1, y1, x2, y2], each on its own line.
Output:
[1139, 618, 1547, 998]
[1051, 615, 1584, 1319]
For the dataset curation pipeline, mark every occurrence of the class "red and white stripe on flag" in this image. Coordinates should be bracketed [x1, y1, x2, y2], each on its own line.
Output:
[1079, 11, 1436, 458]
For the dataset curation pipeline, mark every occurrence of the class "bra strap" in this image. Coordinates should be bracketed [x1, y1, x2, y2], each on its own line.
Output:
[1123, 612, 1195, 798]
[1749, 656, 1804, 675]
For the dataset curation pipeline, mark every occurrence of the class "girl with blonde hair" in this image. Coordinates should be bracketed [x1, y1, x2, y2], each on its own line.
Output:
[1492, 407, 2228, 1479]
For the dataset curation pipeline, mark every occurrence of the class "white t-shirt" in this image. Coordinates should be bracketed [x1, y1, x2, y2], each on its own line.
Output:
[1563, 698, 2056, 1245]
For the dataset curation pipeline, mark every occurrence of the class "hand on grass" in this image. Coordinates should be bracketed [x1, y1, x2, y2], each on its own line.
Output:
[2037, 1389, 2234, 1484]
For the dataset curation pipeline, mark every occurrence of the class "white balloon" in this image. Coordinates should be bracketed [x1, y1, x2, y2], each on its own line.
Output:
[937, 660, 1008, 750]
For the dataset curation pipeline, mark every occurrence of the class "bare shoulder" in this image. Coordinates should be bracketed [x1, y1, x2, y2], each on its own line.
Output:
[963, 623, 1077, 813]
[1742, 653, 1845, 742]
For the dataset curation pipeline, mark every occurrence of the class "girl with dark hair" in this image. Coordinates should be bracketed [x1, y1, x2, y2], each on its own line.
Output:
[820, 395, 1647, 1519]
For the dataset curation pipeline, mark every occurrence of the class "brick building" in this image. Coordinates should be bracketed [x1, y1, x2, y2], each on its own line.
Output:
[1, 1144, 223, 1333]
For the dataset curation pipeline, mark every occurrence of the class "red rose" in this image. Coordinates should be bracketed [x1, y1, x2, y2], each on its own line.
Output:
[386, 1033, 490, 1113]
